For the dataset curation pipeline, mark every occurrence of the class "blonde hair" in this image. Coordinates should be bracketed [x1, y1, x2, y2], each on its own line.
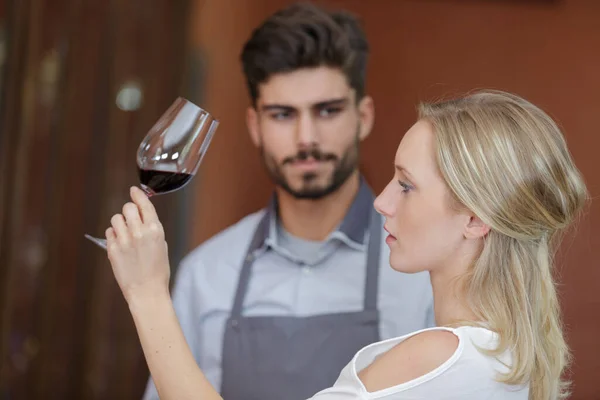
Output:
[418, 90, 588, 400]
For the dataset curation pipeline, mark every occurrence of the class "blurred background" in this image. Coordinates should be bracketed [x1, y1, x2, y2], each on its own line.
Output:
[0, 0, 598, 399]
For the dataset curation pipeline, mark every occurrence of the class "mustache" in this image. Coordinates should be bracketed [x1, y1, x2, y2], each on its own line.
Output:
[282, 148, 338, 165]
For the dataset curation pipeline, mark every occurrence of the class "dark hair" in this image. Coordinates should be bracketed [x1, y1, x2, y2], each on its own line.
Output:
[240, 2, 369, 105]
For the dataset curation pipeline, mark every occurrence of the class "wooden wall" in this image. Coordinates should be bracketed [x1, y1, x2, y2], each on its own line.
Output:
[0, 0, 193, 398]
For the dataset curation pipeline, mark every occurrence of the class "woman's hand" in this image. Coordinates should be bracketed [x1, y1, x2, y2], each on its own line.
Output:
[104, 187, 222, 400]
[106, 186, 171, 304]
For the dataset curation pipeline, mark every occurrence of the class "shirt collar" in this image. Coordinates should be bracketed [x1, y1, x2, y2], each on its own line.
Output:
[259, 176, 376, 251]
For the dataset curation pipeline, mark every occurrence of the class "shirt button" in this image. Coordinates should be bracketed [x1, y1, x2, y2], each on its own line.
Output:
[302, 266, 311, 274]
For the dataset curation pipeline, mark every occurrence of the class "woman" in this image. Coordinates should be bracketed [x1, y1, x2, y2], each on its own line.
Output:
[105, 90, 588, 399]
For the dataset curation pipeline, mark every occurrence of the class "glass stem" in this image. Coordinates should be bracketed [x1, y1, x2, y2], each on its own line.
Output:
[140, 184, 155, 198]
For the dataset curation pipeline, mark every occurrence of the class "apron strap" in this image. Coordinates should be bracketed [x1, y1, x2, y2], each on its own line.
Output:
[231, 202, 382, 317]
[230, 210, 271, 318]
[363, 208, 382, 312]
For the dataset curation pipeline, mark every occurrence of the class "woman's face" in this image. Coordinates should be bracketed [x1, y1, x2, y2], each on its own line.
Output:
[374, 120, 481, 275]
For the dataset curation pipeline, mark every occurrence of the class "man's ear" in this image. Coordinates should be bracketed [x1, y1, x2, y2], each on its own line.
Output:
[464, 215, 491, 239]
[246, 106, 261, 148]
[357, 95, 375, 141]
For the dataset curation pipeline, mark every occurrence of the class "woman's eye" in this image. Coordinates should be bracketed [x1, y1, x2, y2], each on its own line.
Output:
[398, 180, 413, 193]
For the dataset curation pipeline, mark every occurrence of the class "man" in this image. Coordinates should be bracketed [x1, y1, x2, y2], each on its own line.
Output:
[143, 3, 434, 400]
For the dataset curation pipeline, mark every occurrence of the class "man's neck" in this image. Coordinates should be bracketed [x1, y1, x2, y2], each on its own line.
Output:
[276, 172, 361, 242]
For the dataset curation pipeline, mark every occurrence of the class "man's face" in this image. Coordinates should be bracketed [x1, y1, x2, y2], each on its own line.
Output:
[246, 66, 374, 199]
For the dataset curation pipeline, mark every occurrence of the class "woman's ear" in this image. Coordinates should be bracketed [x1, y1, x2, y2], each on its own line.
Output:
[464, 215, 490, 239]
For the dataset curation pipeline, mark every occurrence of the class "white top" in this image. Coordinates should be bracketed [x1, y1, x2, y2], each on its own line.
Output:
[310, 326, 529, 399]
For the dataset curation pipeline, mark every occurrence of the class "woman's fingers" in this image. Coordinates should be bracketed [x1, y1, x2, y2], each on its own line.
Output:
[104, 196, 171, 304]
[111, 214, 130, 246]
[130, 186, 159, 225]
[105, 227, 118, 256]
[105, 227, 116, 241]
[122, 202, 143, 239]
[107, 187, 164, 251]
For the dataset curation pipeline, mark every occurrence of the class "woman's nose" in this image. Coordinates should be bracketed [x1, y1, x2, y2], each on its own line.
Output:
[374, 181, 395, 217]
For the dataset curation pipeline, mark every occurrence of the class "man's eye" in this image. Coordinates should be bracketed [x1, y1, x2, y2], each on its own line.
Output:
[319, 107, 341, 118]
[271, 111, 292, 120]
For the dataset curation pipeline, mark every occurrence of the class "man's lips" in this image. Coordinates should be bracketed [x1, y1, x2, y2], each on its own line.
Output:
[289, 158, 327, 171]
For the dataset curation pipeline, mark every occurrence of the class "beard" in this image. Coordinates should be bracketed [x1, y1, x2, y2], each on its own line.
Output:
[260, 130, 360, 200]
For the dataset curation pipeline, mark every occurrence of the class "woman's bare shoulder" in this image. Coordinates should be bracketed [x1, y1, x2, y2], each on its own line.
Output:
[358, 329, 459, 393]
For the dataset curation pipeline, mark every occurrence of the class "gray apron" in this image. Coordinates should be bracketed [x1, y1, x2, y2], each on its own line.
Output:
[220, 206, 382, 400]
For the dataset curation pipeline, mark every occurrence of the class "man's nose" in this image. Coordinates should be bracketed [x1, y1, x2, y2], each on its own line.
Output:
[295, 114, 319, 148]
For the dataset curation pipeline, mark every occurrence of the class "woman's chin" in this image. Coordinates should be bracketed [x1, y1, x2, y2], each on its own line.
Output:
[389, 257, 426, 274]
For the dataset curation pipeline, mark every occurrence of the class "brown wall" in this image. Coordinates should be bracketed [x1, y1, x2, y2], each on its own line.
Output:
[190, 0, 600, 398]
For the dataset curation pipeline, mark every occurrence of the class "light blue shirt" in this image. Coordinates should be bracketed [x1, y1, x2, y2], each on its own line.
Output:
[143, 183, 434, 399]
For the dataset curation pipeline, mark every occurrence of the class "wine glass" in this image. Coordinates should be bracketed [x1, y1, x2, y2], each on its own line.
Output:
[85, 97, 219, 250]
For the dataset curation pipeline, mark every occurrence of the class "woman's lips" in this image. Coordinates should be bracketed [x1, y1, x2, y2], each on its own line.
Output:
[384, 225, 397, 243]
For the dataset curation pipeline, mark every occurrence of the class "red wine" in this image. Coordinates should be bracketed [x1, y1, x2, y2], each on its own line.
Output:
[138, 169, 193, 195]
